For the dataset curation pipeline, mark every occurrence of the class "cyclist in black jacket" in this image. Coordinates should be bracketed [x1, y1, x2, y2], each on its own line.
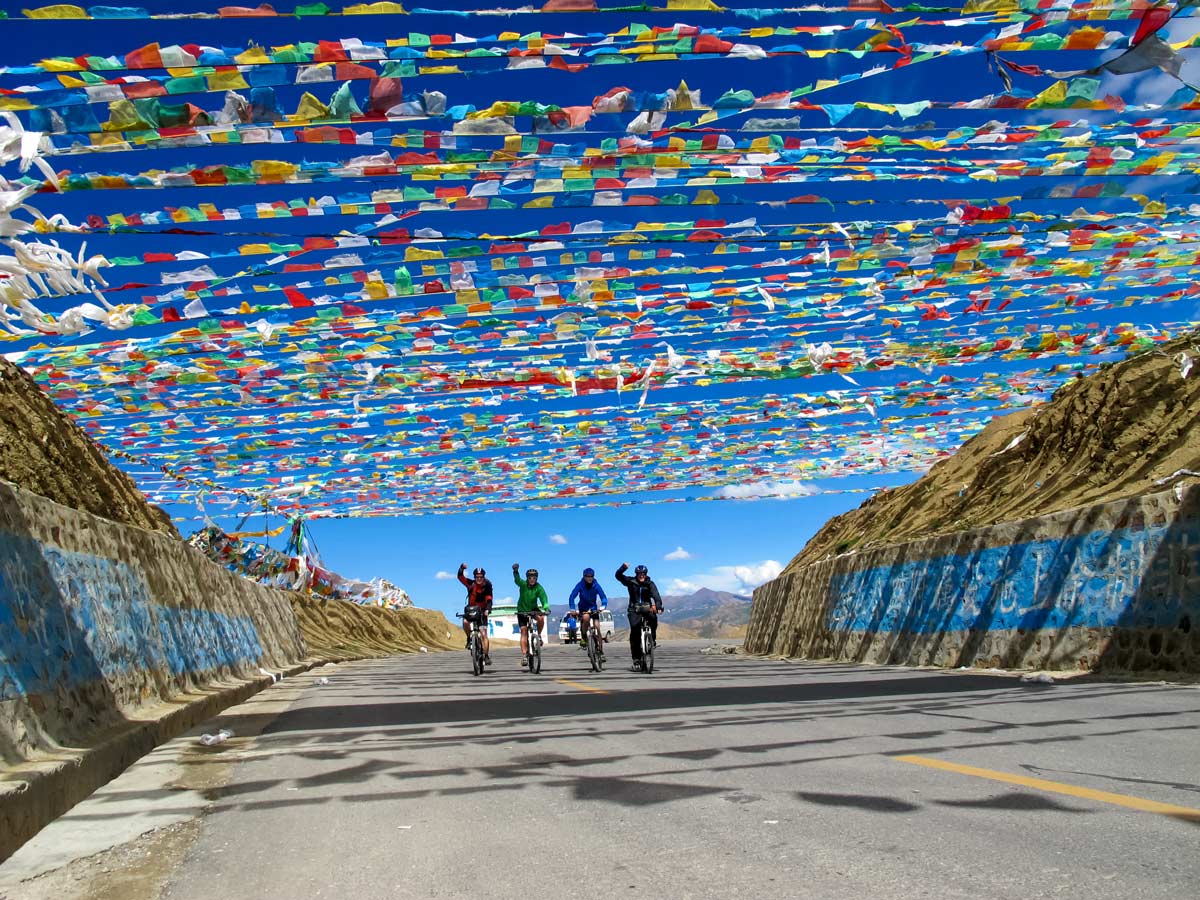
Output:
[615, 562, 663, 668]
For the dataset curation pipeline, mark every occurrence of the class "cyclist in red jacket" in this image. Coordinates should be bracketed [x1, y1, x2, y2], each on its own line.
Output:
[458, 563, 493, 666]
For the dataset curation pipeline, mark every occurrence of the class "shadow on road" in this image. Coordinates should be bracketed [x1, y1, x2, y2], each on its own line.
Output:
[257, 666, 1020, 735]
[49, 648, 1200, 829]
[797, 791, 921, 814]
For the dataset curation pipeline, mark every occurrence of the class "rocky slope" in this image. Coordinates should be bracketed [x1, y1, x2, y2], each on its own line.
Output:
[291, 596, 458, 657]
[787, 330, 1200, 570]
[0, 358, 177, 537]
[1, 355, 456, 657]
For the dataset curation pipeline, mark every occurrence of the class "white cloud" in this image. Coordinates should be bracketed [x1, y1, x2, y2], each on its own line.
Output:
[435, 570, 453, 580]
[549, 533, 568, 544]
[714, 481, 821, 500]
[664, 546, 693, 561]
[496, 595, 514, 605]
[667, 560, 784, 595]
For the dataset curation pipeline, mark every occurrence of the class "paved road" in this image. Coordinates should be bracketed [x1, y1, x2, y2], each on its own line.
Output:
[5, 642, 1200, 900]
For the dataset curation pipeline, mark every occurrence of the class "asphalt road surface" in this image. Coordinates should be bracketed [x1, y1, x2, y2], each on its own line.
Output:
[4, 641, 1199, 900]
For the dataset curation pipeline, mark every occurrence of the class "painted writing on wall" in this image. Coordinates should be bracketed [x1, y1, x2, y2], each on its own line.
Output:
[827, 522, 1199, 636]
[0, 533, 264, 700]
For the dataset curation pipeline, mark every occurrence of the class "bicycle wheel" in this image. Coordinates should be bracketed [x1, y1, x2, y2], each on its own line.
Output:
[531, 633, 542, 674]
[595, 630, 606, 672]
[640, 627, 653, 673]
[471, 633, 484, 676]
[587, 630, 600, 672]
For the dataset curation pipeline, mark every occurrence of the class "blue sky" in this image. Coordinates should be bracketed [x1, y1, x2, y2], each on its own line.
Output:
[277, 469, 916, 616]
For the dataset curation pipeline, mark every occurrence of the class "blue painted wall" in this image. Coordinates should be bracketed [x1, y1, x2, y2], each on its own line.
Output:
[0, 532, 264, 701]
[826, 519, 1200, 637]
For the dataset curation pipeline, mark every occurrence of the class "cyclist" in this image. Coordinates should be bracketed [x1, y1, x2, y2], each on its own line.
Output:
[457, 563, 493, 666]
[566, 567, 608, 660]
[513, 563, 550, 668]
[615, 562, 662, 669]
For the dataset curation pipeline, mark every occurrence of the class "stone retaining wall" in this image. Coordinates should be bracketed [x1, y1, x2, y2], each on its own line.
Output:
[746, 484, 1200, 673]
[0, 481, 308, 859]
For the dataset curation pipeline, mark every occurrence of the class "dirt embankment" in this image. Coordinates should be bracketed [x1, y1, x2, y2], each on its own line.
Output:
[2, 355, 455, 660]
[0, 358, 178, 537]
[790, 330, 1200, 570]
[291, 596, 459, 658]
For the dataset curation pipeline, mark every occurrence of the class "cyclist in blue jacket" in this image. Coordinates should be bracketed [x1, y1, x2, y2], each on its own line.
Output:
[567, 567, 608, 659]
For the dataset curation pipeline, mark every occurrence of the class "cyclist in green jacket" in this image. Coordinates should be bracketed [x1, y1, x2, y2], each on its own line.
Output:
[513, 563, 550, 668]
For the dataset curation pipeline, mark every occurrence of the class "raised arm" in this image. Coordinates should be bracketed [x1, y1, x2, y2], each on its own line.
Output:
[457, 563, 470, 588]
[615, 562, 633, 587]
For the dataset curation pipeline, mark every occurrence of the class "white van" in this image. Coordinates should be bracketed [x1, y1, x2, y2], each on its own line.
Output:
[557, 609, 614, 643]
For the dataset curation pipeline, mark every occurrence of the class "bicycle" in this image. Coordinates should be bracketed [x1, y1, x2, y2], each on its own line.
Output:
[633, 604, 664, 674]
[525, 609, 546, 674]
[568, 609, 607, 672]
[457, 608, 487, 676]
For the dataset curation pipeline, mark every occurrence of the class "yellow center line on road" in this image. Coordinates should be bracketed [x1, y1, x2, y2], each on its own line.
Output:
[555, 679, 611, 695]
[895, 755, 1200, 823]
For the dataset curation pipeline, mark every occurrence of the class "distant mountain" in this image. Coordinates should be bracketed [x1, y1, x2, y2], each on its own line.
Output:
[548, 586, 751, 640]
[663, 587, 752, 639]
[662, 587, 751, 617]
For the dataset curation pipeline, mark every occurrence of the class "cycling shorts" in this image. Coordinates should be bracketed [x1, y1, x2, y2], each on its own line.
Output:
[516, 611, 545, 627]
[576, 599, 601, 614]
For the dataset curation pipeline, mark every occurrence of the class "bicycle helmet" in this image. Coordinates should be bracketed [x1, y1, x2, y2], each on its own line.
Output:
[525, 568, 538, 579]
[473, 567, 486, 577]
[635, 564, 649, 576]
[582, 567, 595, 577]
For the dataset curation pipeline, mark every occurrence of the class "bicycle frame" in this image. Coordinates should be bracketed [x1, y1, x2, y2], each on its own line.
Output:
[633, 604, 659, 674]
[524, 611, 544, 674]
[459, 611, 486, 676]
[584, 610, 605, 672]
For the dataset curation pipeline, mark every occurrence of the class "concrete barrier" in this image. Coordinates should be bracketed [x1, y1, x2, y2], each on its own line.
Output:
[0, 481, 308, 861]
[746, 484, 1200, 673]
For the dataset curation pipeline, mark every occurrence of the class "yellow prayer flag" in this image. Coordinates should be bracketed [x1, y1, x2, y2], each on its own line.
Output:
[345, 2, 407, 13]
[293, 92, 331, 120]
[207, 70, 250, 91]
[1030, 81, 1067, 108]
[22, 4, 87, 18]
[234, 47, 272, 65]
